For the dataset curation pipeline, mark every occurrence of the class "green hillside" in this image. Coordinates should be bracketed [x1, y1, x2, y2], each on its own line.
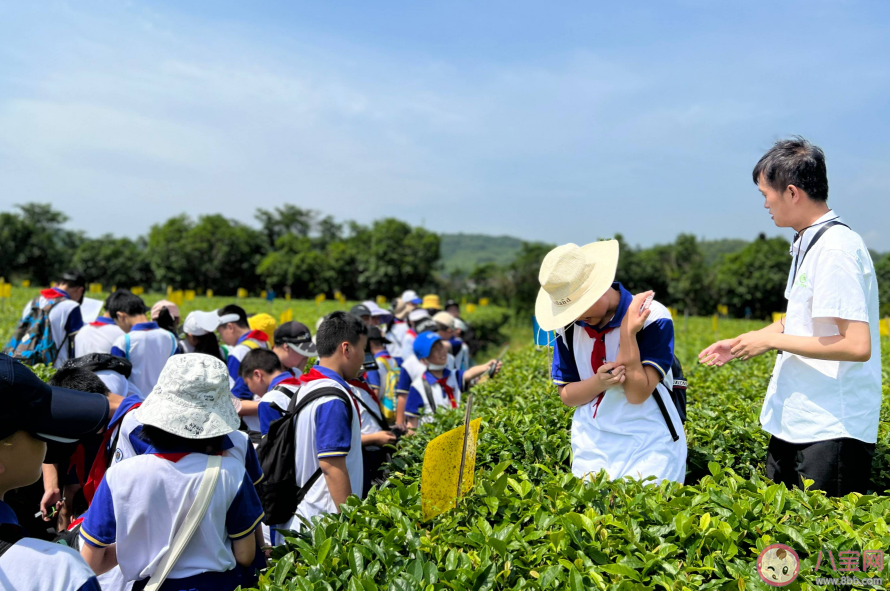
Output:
[439, 233, 525, 273]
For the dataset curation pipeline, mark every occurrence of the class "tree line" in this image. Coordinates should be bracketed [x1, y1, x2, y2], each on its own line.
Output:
[2, 203, 888, 318]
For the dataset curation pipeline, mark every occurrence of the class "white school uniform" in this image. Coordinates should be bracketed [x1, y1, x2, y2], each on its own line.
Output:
[80, 453, 264, 586]
[760, 212, 882, 444]
[94, 369, 144, 399]
[387, 321, 408, 360]
[350, 382, 385, 436]
[110, 322, 178, 396]
[277, 366, 363, 534]
[405, 369, 464, 425]
[19, 288, 83, 368]
[551, 284, 686, 484]
[226, 330, 270, 402]
[400, 329, 418, 363]
[73, 317, 124, 357]
[256, 373, 302, 436]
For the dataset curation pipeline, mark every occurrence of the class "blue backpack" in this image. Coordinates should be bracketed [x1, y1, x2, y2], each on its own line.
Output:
[4, 296, 66, 366]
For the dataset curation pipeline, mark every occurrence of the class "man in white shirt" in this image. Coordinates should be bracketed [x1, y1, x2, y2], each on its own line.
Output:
[700, 137, 880, 496]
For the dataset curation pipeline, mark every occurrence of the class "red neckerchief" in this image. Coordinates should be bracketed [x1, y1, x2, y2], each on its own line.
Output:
[407, 329, 417, 338]
[243, 330, 270, 343]
[301, 368, 362, 425]
[40, 288, 66, 300]
[274, 376, 302, 388]
[349, 378, 381, 406]
[435, 376, 458, 409]
[67, 516, 85, 531]
[82, 402, 142, 504]
[581, 324, 616, 419]
[153, 450, 222, 463]
[89, 317, 115, 327]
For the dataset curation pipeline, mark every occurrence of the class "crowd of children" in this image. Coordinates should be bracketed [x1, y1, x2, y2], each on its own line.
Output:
[1, 285, 498, 591]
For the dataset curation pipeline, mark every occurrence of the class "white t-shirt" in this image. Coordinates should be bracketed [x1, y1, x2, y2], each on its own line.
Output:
[278, 367, 363, 534]
[551, 285, 686, 484]
[400, 330, 418, 362]
[350, 383, 385, 436]
[0, 538, 101, 591]
[80, 453, 264, 584]
[110, 323, 178, 396]
[19, 288, 83, 368]
[760, 213, 882, 444]
[73, 317, 124, 358]
[387, 322, 407, 359]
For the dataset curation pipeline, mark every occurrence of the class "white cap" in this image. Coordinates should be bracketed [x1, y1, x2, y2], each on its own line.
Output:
[362, 301, 390, 317]
[401, 290, 422, 304]
[183, 310, 234, 336]
[408, 308, 430, 322]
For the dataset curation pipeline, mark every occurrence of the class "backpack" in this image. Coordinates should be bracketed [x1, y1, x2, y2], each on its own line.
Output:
[380, 356, 400, 420]
[0, 523, 24, 559]
[4, 296, 66, 366]
[564, 323, 688, 442]
[255, 386, 354, 525]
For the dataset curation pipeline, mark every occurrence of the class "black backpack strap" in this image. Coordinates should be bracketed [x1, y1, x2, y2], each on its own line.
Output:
[652, 386, 680, 442]
[353, 395, 389, 431]
[270, 384, 299, 413]
[421, 378, 437, 414]
[0, 524, 25, 559]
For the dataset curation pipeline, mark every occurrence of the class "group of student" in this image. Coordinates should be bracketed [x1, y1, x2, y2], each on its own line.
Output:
[0, 282, 499, 591]
[539, 137, 882, 499]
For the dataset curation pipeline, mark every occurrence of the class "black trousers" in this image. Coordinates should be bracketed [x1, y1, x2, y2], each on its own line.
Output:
[766, 435, 875, 497]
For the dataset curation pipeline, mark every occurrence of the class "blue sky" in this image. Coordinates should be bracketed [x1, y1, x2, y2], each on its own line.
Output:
[1, 1, 888, 250]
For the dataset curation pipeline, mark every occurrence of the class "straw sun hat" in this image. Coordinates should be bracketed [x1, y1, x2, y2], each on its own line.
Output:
[135, 353, 241, 439]
[535, 240, 619, 332]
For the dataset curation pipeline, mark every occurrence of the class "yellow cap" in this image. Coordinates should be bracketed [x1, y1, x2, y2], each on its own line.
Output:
[422, 294, 442, 310]
[248, 313, 277, 345]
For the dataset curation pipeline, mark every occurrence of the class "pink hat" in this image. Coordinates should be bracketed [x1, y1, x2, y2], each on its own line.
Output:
[151, 300, 180, 321]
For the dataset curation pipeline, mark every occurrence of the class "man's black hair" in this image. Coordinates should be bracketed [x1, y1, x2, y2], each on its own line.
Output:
[316, 311, 367, 358]
[139, 425, 224, 454]
[218, 304, 249, 329]
[106, 289, 147, 318]
[752, 136, 828, 203]
[193, 333, 226, 363]
[239, 348, 284, 378]
[58, 271, 87, 289]
[49, 367, 110, 397]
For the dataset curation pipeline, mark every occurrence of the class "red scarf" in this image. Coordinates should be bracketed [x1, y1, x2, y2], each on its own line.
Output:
[435, 377, 458, 409]
[581, 325, 615, 419]
[81, 402, 142, 504]
[152, 450, 221, 463]
[301, 368, 362, 425]
[40, 288, 66, 300]
[274, 375, 302, 388]
[243, 330, 270, 343]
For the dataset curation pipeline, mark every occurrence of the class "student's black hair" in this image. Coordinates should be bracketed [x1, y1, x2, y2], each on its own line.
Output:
[57, 271, 86, 289]
[106, 289, 148, 318]
[752, 136, 828, 203]
[138, 425, 224, 454]
[239, 348, 284, 378]
[155, 307, 178, 336]
[316, 311, 367, 358]
[193, 333, 226, 362]
[218, 304, 249, 329]
[48, 367, 110, 396]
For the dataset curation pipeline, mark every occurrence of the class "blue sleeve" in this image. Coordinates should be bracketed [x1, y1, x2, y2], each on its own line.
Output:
[65, 306, 84, 335]
[257, 400, 284, 437]
[75, 576, 102, 591]
[243, 437, 264, 484]
[80, 477, 116, 547]
[637, 318, 674, 379]
[405, 386, 424, 417]
[127, 424, 151, 456]
[552, 330, 579, 385]
[226, 472, 265, 539]
[227, 355, 253, 400]
[396, 369, 412, 394]
[457, 370, 466, 389]
[365, 369, 381, 389]
[110, 340, 125, 358]
[315, 399, 352, 458]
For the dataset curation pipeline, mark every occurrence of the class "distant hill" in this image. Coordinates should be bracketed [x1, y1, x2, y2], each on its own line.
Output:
[699, 239, 749, 266]
[439, 233, 525, 273]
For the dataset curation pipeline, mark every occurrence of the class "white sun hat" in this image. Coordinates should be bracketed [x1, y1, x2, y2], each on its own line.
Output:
[361, 301, 390, 317]
[408, 308, 430, 322]
[182, 310, 230, 336]
[135, 354, 241, 439]
[535, 240, 620, 332]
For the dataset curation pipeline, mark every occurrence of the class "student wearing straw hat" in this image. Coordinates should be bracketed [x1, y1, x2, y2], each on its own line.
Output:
[79, 354, 264, 590]
[537, 240, 686, 484]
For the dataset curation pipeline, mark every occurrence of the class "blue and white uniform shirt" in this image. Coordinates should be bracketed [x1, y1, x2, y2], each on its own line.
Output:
[550, 283, 686, 484]
[226, 330, 270, 401]
[74, 316, 124, 357]
[110, 322, 178, 396]
[405, 369, 464, 425]
[257, 372, 301, 436]
[0, 500, 100, 591]
[80, 451, 264, 586]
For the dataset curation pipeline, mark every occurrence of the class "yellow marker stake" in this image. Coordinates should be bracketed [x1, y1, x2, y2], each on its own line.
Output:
[206, 289, 213, 298]
[479, 298, 489, 307]
[712, 314, 718, 336]
[237, 288, 248, 299]
[376, 295, 387, 307]
[21, 280, 30, 288]
[185, 290, 196, 301]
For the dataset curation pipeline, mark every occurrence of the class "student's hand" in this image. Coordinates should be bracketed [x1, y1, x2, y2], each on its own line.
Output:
[698, 339, 736, 366]
[486, 359, 502, 377]
[39, 487, 62, 522]
[596, 363, 625, 389]
[729, 331, 774, 361]
[623, 291, 654, 335]
[368, 430, 398, 446]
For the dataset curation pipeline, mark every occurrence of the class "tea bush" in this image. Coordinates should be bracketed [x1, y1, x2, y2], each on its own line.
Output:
[252, 318, 890, 590]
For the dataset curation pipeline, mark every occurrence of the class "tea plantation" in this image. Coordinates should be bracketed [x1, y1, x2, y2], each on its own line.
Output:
[252, 318, 890, 591]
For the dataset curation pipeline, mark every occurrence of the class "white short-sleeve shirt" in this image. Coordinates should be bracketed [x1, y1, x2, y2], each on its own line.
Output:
[760, 212, 882, 444]
[74, 318, 124, 357]
[110, 323, 178, 396]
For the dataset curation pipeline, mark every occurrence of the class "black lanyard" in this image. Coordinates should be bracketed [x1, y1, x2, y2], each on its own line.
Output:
[791, 216, 840, 287]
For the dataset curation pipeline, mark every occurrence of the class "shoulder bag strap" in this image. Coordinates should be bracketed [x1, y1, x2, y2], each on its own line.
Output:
[144, 454, 222, 591]
[353, 395, 388, 431]
[124, 333, 131, 360]
[421, 379, 437, 414]
[169, 331, 178, 357]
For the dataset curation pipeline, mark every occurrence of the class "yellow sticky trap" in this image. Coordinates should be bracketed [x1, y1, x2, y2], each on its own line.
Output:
[279, 309, 293, 324]
[667, 307, 678, 319]
[237, 288, 248, 298]
[315, 294, 326, 305]
[880, 318, 889, 337]
[206, 289, 213, 298]
[479, 298, 489, 307]
[376, 295, 387, 306]
[166, 285, 173, 296]
[260, 290, 267, 299]
[465, 303, 477, 314]
[712, 314, 718, 333]
[21, 280, 30, 288]
[772, 312, 786, 324]
[717, 304, 728, 316]
[421, 417, 482, 521]
[185, 290, 196, 301]
[171, 290, 184, 307]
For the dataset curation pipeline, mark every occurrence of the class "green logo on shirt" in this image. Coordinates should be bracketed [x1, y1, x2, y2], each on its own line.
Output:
[797, 273, 807, 289]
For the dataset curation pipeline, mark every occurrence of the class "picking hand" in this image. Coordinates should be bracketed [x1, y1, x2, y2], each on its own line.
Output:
[39, 488, 62, 522]
[369, 430, 398, 446]
[623, 291, 654, 335]
[487, 359, 502, 377]
[699, 339, 736, 367]
[596, 362, 625, 389]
